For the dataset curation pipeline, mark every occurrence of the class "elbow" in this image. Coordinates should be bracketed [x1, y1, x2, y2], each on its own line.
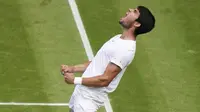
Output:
[99, 75, 111, 87]
[104, 82, 110, 87]
[100, 80, 111, 87]
[100, 82, 110, 87]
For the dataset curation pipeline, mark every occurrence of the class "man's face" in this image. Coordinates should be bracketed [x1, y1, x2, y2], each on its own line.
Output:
[119, 8, 140, 29]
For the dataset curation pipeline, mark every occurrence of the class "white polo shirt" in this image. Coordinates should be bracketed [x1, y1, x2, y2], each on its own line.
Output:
[81, 34, 136, 93]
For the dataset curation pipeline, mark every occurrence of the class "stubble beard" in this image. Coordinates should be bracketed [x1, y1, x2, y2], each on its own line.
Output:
[119, 20, 131, 29]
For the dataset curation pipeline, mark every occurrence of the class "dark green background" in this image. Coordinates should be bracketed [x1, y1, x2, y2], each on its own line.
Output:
[76, 0, 200, 112]
[0, 0, 200, 112]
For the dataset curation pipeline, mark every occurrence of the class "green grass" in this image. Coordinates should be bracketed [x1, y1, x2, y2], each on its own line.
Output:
[0, 0, 87, 111]
[1, 0, 200, 112]
[76, 0, 200, 112]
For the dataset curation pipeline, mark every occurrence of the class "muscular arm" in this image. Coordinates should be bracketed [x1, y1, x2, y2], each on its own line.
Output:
[81, 62, 122, 87]
[61, 61, 91, 74]
[72, 61, 91, 73]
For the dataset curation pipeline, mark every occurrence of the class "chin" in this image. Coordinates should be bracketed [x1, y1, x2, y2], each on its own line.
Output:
[119, 22, 130, 29]
[119, 20, 123, 24]
[119, 21, 126, 28]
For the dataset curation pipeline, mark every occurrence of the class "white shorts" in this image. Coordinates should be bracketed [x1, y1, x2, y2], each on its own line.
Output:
[69, 85, 107, 112]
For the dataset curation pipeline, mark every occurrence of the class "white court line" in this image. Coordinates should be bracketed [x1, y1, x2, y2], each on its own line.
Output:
[67, 0, 113, 112]
[0, 1, 113, 111]
[0, 102, 68, 106]
[67, 0, 94, 61]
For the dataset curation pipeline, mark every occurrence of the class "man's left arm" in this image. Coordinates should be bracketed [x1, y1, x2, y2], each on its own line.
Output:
[64, 48, 133, 87]
[64, 62, 122, 87]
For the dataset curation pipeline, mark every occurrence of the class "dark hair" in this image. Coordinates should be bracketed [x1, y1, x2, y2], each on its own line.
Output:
[135, 6, 155, 36]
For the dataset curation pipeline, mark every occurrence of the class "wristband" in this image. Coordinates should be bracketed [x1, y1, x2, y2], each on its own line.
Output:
[74, 77, 82, 85]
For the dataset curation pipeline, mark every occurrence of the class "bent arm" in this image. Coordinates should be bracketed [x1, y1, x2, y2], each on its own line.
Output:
[72, 61, 91, 73]
[61, 61, 91, 75]
[81, 62, 121, 87]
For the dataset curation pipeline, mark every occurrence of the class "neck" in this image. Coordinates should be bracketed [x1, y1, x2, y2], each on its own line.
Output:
[121, 29, 136, 41]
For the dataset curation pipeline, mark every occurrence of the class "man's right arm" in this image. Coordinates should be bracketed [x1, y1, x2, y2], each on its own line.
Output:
[71, 61, 91, 73]
[61, 61, 91, 73]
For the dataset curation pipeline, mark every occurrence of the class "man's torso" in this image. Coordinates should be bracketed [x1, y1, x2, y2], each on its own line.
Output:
[81, 34, 136, 93]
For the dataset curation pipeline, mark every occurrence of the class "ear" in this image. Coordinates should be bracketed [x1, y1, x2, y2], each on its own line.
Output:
[133, 21, 141, 28]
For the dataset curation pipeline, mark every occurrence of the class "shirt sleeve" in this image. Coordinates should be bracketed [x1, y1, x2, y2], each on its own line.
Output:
[110, 50, 133, 69]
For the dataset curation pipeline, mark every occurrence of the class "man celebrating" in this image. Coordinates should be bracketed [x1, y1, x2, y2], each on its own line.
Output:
[61, 6, 155, 112]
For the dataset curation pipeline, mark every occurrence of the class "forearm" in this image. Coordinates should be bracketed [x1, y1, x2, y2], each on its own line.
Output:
[65, 62, 121, 87]
[72, 61, 91, 73]
[81, 75, 109, 87]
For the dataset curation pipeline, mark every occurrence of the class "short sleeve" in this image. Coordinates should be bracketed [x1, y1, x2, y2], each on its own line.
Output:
[110, 50, 133, 69]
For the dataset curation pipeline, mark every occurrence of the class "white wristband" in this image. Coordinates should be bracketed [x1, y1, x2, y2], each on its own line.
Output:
[74, 77, 82, 85]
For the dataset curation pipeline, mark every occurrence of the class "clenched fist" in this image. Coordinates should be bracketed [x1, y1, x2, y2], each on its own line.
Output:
[60, 65, 74, 75]
[64, 72, 75, 84]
